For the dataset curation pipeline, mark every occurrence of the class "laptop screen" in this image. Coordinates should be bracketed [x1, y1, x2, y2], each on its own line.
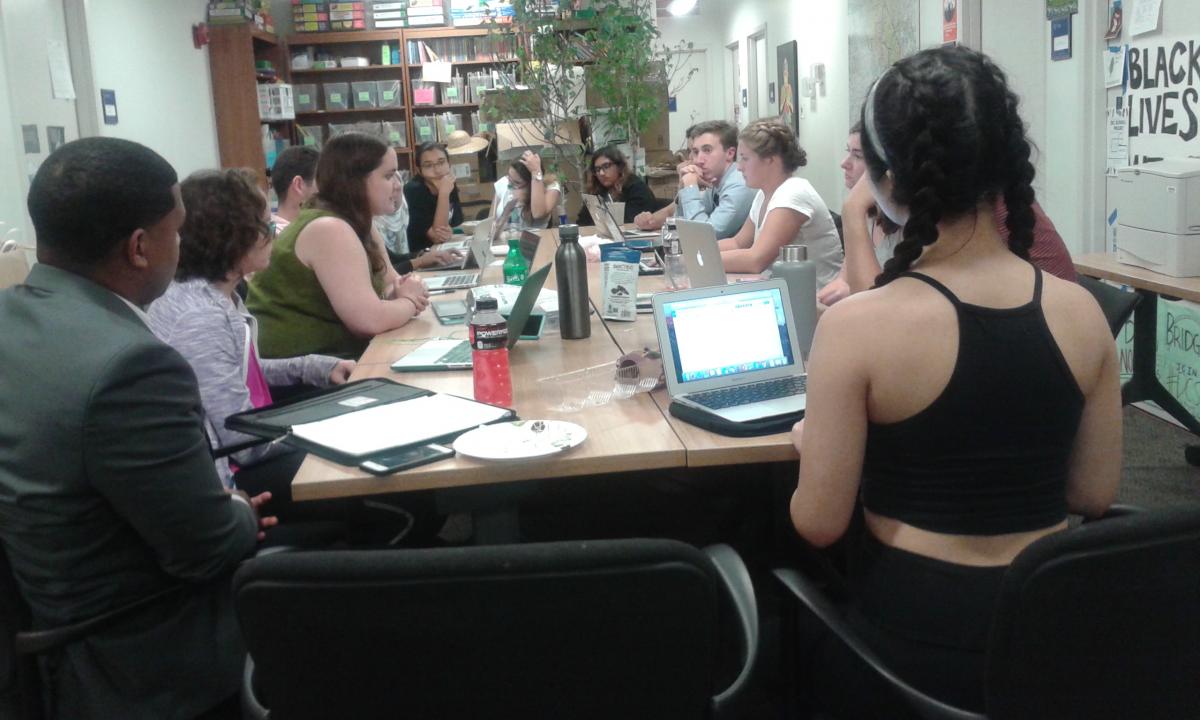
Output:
[661, 286, 797, 384]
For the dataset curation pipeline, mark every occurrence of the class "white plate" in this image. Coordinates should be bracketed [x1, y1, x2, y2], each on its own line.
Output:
[453, 420, 587, 461]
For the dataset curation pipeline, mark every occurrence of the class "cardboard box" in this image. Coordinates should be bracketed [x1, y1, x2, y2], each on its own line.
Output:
[457, 180, 496, 205]
[495, 119, 582, 151]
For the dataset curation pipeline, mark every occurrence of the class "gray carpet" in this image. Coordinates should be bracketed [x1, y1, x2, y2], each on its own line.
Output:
[1119, 406, 1200, 509]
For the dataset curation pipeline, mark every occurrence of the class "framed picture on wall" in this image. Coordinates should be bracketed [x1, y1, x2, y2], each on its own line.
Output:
[776, 41, 799, 133]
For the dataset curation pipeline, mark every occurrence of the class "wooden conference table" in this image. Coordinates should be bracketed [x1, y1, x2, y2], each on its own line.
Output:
[1074, 252, 1200, 435]
[291, 227, 799, 505]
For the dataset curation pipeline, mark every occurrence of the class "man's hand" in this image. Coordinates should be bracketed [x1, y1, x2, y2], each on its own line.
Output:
[634, 211, 663, 231]
[329, 359, 356, 385]
[816, 277, 851, 306]
[230, 489, 278, 542]
[680, 170, 701, 188]
[413, 247, 462, 269]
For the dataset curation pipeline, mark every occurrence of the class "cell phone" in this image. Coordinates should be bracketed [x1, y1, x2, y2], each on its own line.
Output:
[359, 443, 454, 476]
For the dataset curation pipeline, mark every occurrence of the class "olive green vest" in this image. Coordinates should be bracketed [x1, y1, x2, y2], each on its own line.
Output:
[247, 208, 386, 359]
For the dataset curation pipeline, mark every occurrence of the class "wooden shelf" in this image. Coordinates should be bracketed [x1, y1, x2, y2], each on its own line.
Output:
[250, 28, 280, 46]
[404, 27, 494, 39]
[290, 30, 401, 45]
[411, 103, 479, 111]
[295, 107, 409, 117]
[409, 58, 517, 67]
[290, 66, 404, 75]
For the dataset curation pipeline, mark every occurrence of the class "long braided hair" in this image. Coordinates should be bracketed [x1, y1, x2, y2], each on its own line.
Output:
[860, 46, 1037, 287]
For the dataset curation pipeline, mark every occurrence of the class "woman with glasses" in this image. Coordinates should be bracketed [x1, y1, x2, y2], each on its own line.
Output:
[576, 145, 658, 227]
[405, 141, 463, 254]
[147, 167, 355, 509]
[491, 149, 563, 233]
[247, 132, 431, 360]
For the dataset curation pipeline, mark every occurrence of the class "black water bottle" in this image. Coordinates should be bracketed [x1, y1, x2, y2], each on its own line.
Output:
[555, 224, 590, 339]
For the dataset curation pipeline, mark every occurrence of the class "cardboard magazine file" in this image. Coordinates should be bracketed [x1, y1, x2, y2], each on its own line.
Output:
[225, 378, 516, 467]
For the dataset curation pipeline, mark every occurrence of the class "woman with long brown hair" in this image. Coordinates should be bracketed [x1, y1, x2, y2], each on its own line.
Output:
[248, 132, 430, 359]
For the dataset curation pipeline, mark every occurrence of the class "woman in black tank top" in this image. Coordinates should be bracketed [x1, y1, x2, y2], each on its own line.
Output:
[786, 46, 1121, 716]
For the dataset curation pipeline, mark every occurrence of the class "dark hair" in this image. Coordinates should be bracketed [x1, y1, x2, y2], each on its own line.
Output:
[28, 137, 177, 266]
[738, 120, 808, 172]
[508, 160, 533, 212]
[860, 45, 1036, 287]
[414, 141, 449, 176]
[849, 120, 863, 136]
[271, 146, 320, 203]
[584, 146, 632, 198]
[312, 132, 390, 275]
[176, 168, 266, 282]
[686, 120, 738, 151]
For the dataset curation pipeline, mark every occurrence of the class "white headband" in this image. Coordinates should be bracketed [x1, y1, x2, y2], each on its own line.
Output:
[863, 69, 891, 168]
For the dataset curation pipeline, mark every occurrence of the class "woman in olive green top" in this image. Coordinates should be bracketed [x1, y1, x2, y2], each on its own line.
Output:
[249, 133, 430, 358]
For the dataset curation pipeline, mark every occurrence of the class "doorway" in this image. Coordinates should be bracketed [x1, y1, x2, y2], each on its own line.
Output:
[726, 41, 741, 128]
[747, 29, 768, 121]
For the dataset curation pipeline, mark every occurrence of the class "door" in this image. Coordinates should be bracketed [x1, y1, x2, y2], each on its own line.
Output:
[748, 30, 769, 121]
[727, 41, 742, 128]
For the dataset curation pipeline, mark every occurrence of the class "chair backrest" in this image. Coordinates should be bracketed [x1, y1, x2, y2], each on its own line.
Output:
[985, 507, 1200, 720]
[235, 539, 723, 720]
[1077, 275, 1140, 338]
[0, 242, 31, 290]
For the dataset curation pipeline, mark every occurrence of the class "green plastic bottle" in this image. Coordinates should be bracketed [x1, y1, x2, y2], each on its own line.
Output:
[502, 236, 528, 286]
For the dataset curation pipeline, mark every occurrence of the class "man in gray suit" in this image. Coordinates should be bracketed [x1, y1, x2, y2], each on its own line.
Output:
[0, 138, 271, 719]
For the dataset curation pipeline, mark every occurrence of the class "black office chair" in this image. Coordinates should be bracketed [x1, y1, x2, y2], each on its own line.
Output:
[773, 506, 1200, 720]
[830, 210, 844, 251]
[235, 539, 759, 720]
[1077, 275, 1141, 338]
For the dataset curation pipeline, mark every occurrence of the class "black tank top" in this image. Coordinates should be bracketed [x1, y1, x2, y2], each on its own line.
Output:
[861, 267, 1085, 535]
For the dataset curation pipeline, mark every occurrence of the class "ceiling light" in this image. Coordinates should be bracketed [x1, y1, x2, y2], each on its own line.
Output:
[667, 0, 698, 17]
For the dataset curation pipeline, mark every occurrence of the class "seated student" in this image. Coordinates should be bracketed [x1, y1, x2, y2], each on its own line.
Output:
[270, 145, 320, 230]
[247, 132, 431, 359]
[827, 127, 1077, 305]
[817, 123, 904, 305]
[404, 141, 463, 255]
[575, 145, 658, 226]
[719, 119, 844, 286]
[377, 178, 462, 274]
[0, 137, 272, 720]
[790, 46, 1119, 716]
[147, 168, 354, 501]
[491, 149, 563, 233]
[632, 120, 756, 239]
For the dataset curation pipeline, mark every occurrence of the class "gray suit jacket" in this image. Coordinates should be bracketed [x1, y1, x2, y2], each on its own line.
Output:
[0, 264, 258, 720]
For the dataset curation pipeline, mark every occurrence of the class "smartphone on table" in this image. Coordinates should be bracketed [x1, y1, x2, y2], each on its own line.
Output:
[359, 443, 454, 476]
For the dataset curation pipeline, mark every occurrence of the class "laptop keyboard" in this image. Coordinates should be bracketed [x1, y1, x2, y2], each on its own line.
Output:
[688, 375, 807, 410]
[437, 273, 477, 288]
[437, 343, 473, 364]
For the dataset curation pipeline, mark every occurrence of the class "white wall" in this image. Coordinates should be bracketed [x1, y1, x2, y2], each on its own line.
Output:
[81, 0, 220, 177]
[0, 9, 29, 246]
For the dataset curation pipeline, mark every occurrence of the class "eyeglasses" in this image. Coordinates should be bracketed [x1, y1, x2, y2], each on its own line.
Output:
[420, 157, 449, 170]
[593, 161, 618, 175]
[257, 220, 277, 241]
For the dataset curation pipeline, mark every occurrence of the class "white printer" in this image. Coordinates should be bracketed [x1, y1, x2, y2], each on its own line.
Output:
[1114, 159, 1200, 277]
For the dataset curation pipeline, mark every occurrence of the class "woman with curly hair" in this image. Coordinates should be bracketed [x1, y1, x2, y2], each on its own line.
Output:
[719, 119, 843, 285]
[248, 132, 430, 359]
[575, 145, 657, 226]
[147, 168, 354, 508]
[788, 46, 1119, 716]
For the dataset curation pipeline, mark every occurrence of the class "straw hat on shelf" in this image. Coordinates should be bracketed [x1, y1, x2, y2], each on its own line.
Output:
[445, 130, 490, 155]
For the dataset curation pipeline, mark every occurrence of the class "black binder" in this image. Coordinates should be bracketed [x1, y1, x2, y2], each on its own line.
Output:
[225, 378, 516, 467]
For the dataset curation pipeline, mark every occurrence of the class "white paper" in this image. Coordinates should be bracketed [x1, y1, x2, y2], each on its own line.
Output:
[47, 40, 76, 100]
[424, 61, 453, 84]
[1106, 96, 1130, 176]
[1104, 46, 1127, 88]
[291, 394, 510, 458]
[1053, 33, 1070, 52]
[1129, 0, 1162, 37]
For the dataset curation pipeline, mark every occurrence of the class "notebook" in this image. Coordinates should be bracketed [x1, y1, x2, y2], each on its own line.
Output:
[653, 279, 807, 423]
[675, 219, 728, 288]
[391, 263, 552, 372]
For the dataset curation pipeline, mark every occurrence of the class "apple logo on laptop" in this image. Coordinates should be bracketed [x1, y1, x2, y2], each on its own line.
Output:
[695, 251, 705, 267]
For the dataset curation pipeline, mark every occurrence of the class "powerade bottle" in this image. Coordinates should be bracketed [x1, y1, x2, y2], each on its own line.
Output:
[502, 236, 528, 285]
[469, 297, 512, 406]
[661, 218, 688, 290]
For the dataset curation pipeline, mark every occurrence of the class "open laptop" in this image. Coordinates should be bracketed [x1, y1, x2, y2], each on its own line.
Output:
[582, 194, 626, 241]
[423, 218, 493, 271]
[391, 263, 552, 372]
[652, 279, 807, 422]
[422, 233, 495, 291]
[675, 219, 728, 288]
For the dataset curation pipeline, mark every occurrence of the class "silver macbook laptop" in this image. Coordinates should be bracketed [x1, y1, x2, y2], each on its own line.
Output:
[653, 279, 807, 422]
[423, 218, 494, 271]
[675, 219, 727, 288]
[423, 234, 494, 291]
[582, 194, 625, 241]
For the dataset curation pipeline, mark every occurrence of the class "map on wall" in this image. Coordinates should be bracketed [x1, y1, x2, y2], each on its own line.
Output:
[847, 0, 920, 125]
